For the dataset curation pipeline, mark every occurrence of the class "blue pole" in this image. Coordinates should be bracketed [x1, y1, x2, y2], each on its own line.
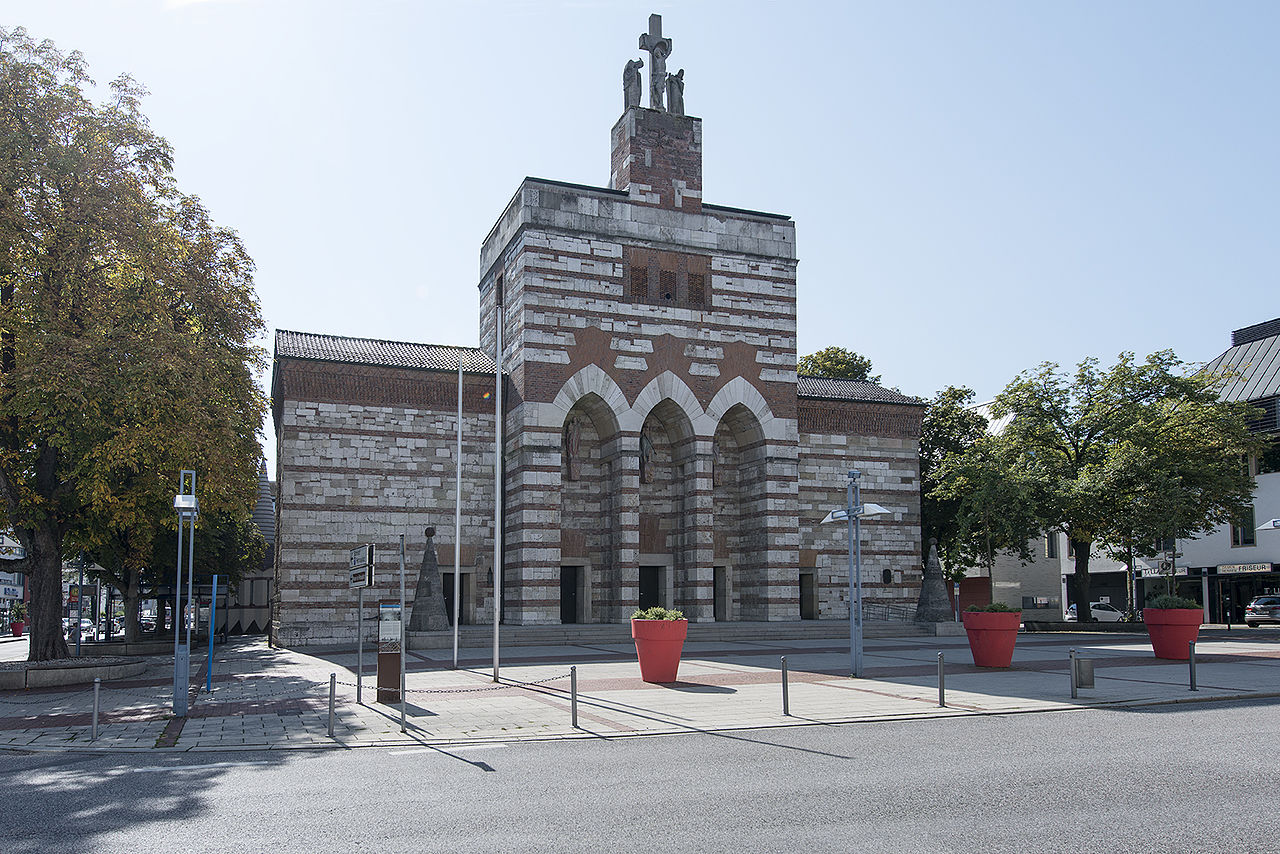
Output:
[206, 574, 217, 692]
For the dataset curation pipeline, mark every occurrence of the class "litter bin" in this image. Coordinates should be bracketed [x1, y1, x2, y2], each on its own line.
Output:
[1074, 657, 1095, 689]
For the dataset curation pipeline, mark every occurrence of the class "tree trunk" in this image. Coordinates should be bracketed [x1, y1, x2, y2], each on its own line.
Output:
[1070, 538, 1092, 623]
[27, 532, 69, 661]
[122, 568, 141, 644]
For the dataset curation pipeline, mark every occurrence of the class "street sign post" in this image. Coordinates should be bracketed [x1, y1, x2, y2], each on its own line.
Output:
[349, 544, 375, 704]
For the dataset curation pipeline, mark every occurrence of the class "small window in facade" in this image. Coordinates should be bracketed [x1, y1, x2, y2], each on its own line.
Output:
[1045, 535, 1058, 559]
[630, 261, 649, 301]
[687, 272, 706, 306]
[659, 269, 677, 301]
[1231, 505, 1257, 547]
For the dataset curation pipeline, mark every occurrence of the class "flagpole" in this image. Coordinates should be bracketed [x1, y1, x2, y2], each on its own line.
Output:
[453, 360, 462, 670]
[492, 287, 503, 682]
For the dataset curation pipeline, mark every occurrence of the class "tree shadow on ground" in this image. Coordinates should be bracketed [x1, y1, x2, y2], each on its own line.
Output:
[0, 750, 290, 853]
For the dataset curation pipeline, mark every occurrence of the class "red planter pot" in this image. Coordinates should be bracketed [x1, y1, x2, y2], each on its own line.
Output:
[1143, 608, 1202, 660]
[631, 619, 688, 683]
[961, 610, 1022, 668]
[10, 621, 24, 637]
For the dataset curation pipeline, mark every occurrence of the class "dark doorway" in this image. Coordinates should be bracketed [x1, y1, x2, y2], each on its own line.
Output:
[561, 567, 580, 624]
[714, 566, 729, 622]
[639, 566, 662, 610]
[799, 572, 817, 620]
[443, 573, 467, 626]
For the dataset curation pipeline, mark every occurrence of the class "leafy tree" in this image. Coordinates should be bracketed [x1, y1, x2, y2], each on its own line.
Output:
[948, 351, 1258, 622]
[0, 29, 266, 659]
[919, 386, 990, 578]
[798, 347, 880, 383]
[929, 433, 1039, 576]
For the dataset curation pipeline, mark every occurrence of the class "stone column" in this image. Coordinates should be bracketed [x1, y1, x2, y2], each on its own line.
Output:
[681, 437, 716, 621]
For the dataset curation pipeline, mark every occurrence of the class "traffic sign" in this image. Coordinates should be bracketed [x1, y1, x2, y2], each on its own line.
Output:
[349, 544, 375, 589]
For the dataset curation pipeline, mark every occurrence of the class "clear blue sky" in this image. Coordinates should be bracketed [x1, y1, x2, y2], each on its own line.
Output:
[3, 1, 1276, 471]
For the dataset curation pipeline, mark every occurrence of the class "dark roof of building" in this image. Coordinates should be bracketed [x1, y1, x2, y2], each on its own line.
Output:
[275, 330, 495, 373]
[797, 376, 925, 406]
[1207, 318, 1280, 403]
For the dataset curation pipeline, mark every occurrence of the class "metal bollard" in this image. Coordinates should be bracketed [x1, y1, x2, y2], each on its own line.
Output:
[781, 656, 790, 716]
[570, 665, 579, 729]
[1069, 648, 1078, 699]
[937, 652, 945, 708]
[328, 673, 336, 738]
[1189, 641, 1197, 692]
[92, 677, 101, 741]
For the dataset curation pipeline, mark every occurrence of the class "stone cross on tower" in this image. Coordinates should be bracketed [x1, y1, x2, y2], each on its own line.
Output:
[638, 13, 672, 111]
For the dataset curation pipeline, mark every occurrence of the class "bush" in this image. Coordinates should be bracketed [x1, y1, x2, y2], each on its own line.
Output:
[1147, 594, 1201, 610]
[631, 606, 685, 621]
[965, 602, 1019, 613]
[10, 602, 26, 621]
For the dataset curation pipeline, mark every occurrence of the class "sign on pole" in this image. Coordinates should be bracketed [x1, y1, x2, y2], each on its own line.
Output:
[349, 544, 375, 589]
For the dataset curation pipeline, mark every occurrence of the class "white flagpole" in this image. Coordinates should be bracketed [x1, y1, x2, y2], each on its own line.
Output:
[492, 288, 503, 682]
[453, 360, 462, 670]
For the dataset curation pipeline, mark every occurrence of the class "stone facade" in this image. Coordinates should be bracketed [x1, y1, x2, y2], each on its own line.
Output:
[271, 96, 925, 645]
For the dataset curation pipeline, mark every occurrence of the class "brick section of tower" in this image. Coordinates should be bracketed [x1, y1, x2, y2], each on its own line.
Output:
[610, 107, 703, 213]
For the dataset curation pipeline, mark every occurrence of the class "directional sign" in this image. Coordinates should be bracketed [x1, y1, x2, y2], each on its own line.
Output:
[1256, 518, 1280, 531]
[820, 503, 892, 525]
[349, 544, 375, 589]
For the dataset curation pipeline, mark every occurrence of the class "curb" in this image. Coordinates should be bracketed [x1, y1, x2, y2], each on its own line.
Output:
[3, 690, 1276, 756]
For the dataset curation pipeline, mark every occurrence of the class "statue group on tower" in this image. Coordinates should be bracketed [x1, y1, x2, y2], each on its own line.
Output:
[625, 13, 685, 116]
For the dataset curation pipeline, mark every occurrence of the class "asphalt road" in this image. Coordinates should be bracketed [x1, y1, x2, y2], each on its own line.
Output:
[3, 698, 1277, 854]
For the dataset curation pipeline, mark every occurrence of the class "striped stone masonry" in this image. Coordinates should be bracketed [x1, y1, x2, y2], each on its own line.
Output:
[270, 100, 925, 644]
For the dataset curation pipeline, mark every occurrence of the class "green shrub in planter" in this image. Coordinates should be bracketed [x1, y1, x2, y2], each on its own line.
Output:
[965, 602, 1019, 613]
[631, 606, 685, 621]
[10, 602, 27, 621]
[1148, 594, 1201, 610]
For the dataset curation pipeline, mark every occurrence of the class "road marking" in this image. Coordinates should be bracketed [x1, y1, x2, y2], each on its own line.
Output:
[388, 744, 508, 755]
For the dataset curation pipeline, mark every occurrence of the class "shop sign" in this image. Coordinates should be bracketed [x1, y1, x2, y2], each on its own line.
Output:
[1218, 563, 1273, 575]
[1, 585, 20, 599]
[1139, 565, 1188, 578]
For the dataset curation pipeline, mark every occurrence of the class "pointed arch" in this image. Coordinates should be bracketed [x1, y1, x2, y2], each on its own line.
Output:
[706, 377, 784, 441]
[550, 363, 629, 435]
[632, 371, 704, 439]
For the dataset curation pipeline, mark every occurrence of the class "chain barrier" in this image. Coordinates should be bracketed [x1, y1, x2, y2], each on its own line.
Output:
[1, 670, 572, 708]
[0, 684, 97, 705]
[333, 671, 569, 696]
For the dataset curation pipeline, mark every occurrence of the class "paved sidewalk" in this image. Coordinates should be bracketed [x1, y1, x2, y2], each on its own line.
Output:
[1, 629, 1278, 753]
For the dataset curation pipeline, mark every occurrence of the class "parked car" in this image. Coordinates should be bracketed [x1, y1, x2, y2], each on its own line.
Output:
[1245, 596, 1280, 627]
[64, 617, 96, 639]
[1065, 602, 1126, 622]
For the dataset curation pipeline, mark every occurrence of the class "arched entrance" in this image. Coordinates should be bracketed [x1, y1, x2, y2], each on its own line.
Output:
[559, 392, 622, 624]
[712, 403, 768, 620]
[637, 399, 697, 615]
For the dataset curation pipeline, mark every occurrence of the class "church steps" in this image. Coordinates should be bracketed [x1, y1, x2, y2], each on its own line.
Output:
[407, 620, 934, 649]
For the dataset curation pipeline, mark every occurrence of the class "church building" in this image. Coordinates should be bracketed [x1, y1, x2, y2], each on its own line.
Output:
[270, 15, 926, 646]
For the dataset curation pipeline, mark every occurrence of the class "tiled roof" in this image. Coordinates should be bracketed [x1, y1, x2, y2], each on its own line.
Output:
[275, 330, 495, 373]
[797, 376, 924, 406]
[1206, 320, 1280, 403]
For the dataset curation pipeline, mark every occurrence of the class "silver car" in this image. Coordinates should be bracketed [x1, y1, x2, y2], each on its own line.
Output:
[1065, 601, 1126, 622]
[1245, 596, 1280, 627]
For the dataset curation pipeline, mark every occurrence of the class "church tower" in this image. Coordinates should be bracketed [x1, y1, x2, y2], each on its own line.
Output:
[478, 13, 802, 625]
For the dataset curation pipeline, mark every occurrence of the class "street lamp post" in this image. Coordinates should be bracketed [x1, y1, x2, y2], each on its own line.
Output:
[822, 470, 890, 679]
[173, 470, 199, 717]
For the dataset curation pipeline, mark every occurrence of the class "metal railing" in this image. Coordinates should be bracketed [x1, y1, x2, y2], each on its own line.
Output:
[863, 602, 915, 622]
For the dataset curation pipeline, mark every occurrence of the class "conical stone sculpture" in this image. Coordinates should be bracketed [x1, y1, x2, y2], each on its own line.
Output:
[408, 527, 450, 632]
[915, 538, 955, 623]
